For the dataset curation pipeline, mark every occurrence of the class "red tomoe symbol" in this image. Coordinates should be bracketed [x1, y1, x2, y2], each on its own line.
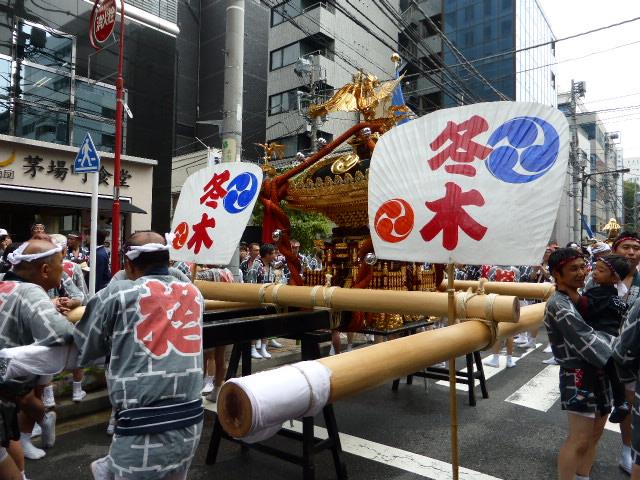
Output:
[374, 198, 415, 243]
[173, 222, 189, 250]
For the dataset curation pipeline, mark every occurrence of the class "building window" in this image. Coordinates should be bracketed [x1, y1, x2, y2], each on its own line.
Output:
[17, 21, 73, 72]
[270, 42, 300, 70]
[269, 89, 299, 116]
[551, 72, 556, 90]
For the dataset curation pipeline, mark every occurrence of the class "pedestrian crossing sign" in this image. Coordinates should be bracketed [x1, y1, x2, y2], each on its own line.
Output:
[74, 133, 101, 173]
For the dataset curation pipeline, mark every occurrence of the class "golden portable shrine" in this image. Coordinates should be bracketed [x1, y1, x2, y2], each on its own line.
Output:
[257, 68, 443, 332]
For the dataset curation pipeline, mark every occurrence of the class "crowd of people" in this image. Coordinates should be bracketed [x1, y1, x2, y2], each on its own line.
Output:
[5, 222, 640, 479]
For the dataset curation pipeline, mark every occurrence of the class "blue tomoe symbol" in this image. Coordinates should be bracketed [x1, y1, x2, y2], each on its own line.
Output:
[485, 116, 559, 184]
[223, 172, 259, 214]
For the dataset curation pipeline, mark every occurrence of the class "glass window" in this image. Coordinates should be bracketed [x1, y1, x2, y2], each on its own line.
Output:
[269, 89, 299, 116]
[271, 0, 303, 27]
[75, 80, 116, 118]
[0, 57, 10, 99]
[500, 19, 512, 36]
[73, 115, 115, 152]
[464, 5, 474, 21]
[483, 0, 492, 15]
[17, 22, 73, 72]
[19, 65, 70, 109]
[15, 105, 69, 144]
[270, 43, 300, 70]
[270, 49, 282, 70]
[0, 12, 11, 57]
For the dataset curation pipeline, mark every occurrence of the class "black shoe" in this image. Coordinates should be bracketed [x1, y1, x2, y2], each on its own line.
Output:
[609, 402, 631, 423]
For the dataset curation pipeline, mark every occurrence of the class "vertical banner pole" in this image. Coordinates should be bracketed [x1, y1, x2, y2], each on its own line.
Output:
[447, 262, 459, 480]
[89, 172, 99, 296]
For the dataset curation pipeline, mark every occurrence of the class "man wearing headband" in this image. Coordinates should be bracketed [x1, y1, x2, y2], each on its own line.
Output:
[0, 239, 75, 472]
[544, 248, 614, 480]
[74, 231, 204, 480]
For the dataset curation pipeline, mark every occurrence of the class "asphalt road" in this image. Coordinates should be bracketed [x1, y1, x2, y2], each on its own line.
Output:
[27, 339, 631, 480]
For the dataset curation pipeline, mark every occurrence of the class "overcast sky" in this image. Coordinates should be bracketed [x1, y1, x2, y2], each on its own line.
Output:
[538, 0, 640, 170]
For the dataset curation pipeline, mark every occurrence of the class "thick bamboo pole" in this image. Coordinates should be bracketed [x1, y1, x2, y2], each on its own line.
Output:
[66, 299, 258, 323]
[217, 302, 546, 438]
[195, 281, 520, 322]
[445, 280, 555, 300]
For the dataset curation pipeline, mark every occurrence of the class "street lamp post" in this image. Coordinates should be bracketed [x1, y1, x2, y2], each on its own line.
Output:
[580, 167, 630, 242]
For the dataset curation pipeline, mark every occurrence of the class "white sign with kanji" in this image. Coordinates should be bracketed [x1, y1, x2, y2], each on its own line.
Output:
[170, 163, 263, 265]
[369, 102, 569, 265]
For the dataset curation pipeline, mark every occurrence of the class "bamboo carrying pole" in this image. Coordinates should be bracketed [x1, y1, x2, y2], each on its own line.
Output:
[195, 281, 520, 322]
[217, 302, 546, 438]
[445, 280, 555, 300]
[65, 299, 258, 323]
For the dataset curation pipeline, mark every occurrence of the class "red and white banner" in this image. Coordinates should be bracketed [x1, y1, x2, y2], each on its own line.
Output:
[369, 102, 569, 266]
[170, 163, 263, 265]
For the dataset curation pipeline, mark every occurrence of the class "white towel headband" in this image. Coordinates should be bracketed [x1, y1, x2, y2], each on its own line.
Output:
[125, 233, 175, 260]
[7, 242, 63, 266]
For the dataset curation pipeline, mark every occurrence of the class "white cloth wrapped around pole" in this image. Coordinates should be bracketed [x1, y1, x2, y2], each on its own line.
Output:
[222, 361, 332, 443]
[0, 344, 81, 380]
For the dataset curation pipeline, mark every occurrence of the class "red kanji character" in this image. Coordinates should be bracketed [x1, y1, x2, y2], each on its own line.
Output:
[0, 282, 18, 309]
[200, 170, 231, 208]
[187, 213, 216, 254]
[420, 182, 487, 250]
[429, 115, 493, 177]
[135, 280, 202, 358]
[63, 260, 75, 278]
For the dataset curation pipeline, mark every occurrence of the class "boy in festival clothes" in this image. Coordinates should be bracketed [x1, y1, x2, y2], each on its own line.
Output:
[577, 254, 632, 424]
[74, 232, 204, 480]
[544, 248, 615, 480]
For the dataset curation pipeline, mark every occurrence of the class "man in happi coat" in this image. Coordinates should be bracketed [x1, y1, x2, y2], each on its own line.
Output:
[74, 231, 204, 480]
[0, 239, 75, 473]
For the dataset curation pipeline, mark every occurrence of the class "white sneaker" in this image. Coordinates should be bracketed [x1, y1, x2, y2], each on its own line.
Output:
[329, 345, 336, 356]
[38, 411, 56, 449]
[521, 339, 537, 349]
[542, 357, 558, 365]
[260, 346, 272, 359]
[483, 356, 500, 368]
[90, 458, 113, 480]
[255, 339, 262, 349]
[620, 449, 633, 474]
[514, 334, 528, 344]
[32, 424, 41, 438]
[42, 385, 55, 408]
[543, 344, 552, 353]
[20, 435, 45, 460]
[506, 356, 516, 368]
[72, 382, 87, 402]
[269, 339, 284, 348]
[251, 347, 263, 359]
[201, 376, 215, 395]
[206, 385, 220, 403]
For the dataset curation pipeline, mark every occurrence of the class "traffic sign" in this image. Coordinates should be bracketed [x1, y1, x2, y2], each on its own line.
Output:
[74, 133, 101, 173]
[90, 0, 117, 49]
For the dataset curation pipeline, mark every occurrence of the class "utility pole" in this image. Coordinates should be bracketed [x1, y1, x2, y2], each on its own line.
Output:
[222, 0, 244, 280]
[570, 80, 586, 243]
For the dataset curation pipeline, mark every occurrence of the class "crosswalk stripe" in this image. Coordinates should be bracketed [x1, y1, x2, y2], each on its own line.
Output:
[505, 365, 560, 411]
[435, 343, 542, 391]
[204, 400, 503, 480]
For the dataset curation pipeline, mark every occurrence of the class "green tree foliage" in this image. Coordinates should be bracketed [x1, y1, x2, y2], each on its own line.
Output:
[250, 201, 333, 252]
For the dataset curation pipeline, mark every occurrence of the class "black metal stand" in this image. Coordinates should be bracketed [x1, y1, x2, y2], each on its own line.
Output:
[391, 351, 488, 406]
[204, 311, 347, 480]
[360, 320, 488, 407]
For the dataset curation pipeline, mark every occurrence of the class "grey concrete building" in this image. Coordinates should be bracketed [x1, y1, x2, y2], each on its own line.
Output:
[174, 0, 269, 161]
[264, 1, 399, 159]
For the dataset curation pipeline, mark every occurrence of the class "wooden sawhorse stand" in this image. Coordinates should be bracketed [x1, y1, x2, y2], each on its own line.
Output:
[203, 310, 347, 480]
